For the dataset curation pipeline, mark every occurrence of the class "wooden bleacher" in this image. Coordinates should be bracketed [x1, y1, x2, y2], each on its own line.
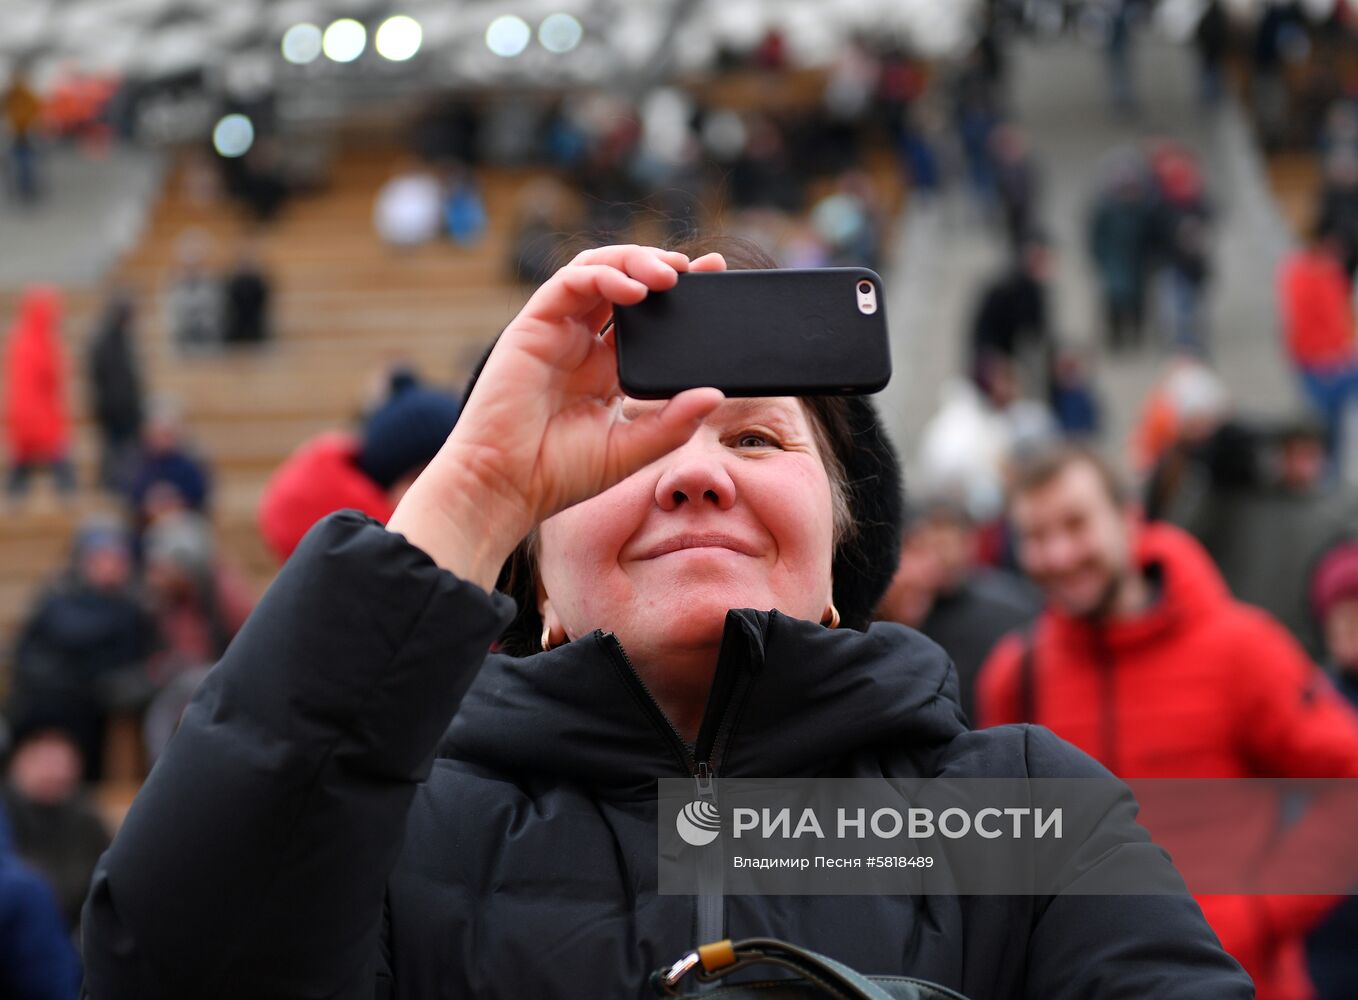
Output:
[0, 93, 909, 825]
[0, 142, 545, 819]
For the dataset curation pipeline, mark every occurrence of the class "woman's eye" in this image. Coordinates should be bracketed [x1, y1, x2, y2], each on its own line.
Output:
[734, 432, 776, 449]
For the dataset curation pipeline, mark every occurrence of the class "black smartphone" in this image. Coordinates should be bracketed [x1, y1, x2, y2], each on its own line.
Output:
[613, 267, 891, 398]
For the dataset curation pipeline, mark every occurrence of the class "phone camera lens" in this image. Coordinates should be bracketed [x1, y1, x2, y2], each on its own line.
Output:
[858, 281, 872, 294]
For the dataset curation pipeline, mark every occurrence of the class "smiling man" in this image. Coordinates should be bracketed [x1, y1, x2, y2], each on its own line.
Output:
[977, 443, 1358, 1000]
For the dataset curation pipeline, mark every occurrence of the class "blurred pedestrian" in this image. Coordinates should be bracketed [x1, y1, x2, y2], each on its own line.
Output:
[1141, 361, 1239, 525]
[142, 511, 253, 686]
[86, 291, 144, 492]
[952, 47, 1002, 216]
[876, 499, 1040, 722]
[4, 286, 74, 499]
[2, 713, 110, 933]
[1049, 350, 1102, 439]
[990, 124, 1041, 249]
[166, 231, 222, 351]
[1149, 145, 1213, 355]
[1104, 0, 1138, 118]
[3, 65, 43, 204]
[977, 444, 1358, 1000]
[373, 163, 442, 248]
[1306, 539, 1358, 999]
[0, 802, 80, 1000]
[1278, 222, 1358, 469]
[125, 399, 211, 522]
[1088, 152, 1153, 351]
[7, 520, 157, 782]
[443, 165, 486, 247]
[1193, 0, 1230, 110]
[258, 370, 460, 562]
[221, 247, 271, 346]
[971, 233, 1054, 398]
[1316, 146, 1358, 281]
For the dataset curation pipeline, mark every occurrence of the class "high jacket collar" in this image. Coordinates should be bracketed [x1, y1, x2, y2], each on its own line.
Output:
[443, 609, 967, 792]
[1043, 522, 1231, 656]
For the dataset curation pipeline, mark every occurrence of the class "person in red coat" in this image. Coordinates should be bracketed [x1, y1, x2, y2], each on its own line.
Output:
[1278, 224, 1358, 466]
[258, 371, 460, 562]
[976, 443, 1358, 1000]
[4, 286, 74, 498]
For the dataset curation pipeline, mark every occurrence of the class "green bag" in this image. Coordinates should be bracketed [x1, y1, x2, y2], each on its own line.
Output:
[650, 937, 972, 999]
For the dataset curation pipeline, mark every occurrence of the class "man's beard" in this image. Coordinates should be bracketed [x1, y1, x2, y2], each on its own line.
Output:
[1077, 567, 1129, 621]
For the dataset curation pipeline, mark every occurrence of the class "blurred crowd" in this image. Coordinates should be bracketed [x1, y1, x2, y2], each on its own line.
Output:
[369, 32, 922, 280]
[6, 1, 1358, 997]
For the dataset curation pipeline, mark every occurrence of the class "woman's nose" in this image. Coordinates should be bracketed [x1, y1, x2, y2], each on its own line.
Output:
[654, 445, 736, 511]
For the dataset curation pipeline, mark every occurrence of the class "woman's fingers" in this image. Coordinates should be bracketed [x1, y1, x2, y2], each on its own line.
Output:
[572, 244, 692, 277]
[519, 252, 687, 335]
[605, 387, 725, 481]
[689, 252, 727, 273]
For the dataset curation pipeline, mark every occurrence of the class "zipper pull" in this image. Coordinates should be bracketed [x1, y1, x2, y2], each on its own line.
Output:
[694, 761, 717, 803]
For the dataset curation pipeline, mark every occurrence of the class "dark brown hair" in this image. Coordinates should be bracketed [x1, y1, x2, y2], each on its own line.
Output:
[1009, 443, 1128, 509]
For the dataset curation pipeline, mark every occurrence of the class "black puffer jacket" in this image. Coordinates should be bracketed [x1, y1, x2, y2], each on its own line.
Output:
[82, 513, 1252, 999]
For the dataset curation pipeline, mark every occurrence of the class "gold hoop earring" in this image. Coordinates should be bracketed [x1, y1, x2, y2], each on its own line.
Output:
[541, 622, 555, 652]
[823, 603, 841, 629]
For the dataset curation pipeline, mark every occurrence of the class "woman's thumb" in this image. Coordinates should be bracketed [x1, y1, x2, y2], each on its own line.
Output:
[608, 388, 724, 479]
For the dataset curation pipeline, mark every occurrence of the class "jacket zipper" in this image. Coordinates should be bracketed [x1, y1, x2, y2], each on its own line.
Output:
[1094, 628, 1120, 774]
[600, 631, 748, 984]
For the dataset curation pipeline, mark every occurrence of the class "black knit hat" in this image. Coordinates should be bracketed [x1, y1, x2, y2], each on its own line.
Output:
[460, 342, 905, 655]
[357, 378, 462, 490]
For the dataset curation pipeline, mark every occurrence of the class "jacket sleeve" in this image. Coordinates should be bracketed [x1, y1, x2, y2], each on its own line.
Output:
[1229, 610, 1358, 938]
[974, 632, 1025, 728]
[1018, 725, 1255, 999]
[1232, 609, 1358, 779]
[80, 511, 516, 1000]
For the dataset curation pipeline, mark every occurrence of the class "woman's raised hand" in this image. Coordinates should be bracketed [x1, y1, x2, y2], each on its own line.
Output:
[387, 245, 726, 589]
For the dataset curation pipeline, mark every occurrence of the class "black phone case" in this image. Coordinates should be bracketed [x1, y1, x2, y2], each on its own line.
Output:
[613, 267, 891, 398]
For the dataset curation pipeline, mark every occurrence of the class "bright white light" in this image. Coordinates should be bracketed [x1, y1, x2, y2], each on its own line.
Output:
[486, 15, 531, 58]
[281, 23, 322, 64]
[376, 15, 422, 61]
[538, 12, 583, 54]
[323, 18, 367, 63]
[212, 114, 255, 158]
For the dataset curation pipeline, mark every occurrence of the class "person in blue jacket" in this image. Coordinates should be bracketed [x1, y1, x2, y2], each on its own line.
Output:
[0, 800, 81, 1000]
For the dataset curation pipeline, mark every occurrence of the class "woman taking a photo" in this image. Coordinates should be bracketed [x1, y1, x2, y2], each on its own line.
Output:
[83, 244, 1251, 999]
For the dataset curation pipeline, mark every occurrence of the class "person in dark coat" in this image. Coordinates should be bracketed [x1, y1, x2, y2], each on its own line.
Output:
[876, 500, 1040, 723]
[83, 243, 1252, 1000]
[0, 802, 80, 1000]
[1088, 159, 1153, 351]
[86, 292, 144, 492]
[1193, 0, 1230, 108]
[8, 521, 157, 782]
[221, 248, 271, 346]
[124, 400, 211, 520]
[970, 234, 1053, 399]
[2, 713, 110, 933]
[1306, 539, 1358, 999]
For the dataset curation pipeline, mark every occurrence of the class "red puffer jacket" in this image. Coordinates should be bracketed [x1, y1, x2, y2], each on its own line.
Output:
[4, 286, 68, 462]
[257, 431, 395, 562]
[978, 522, 1358, 1000]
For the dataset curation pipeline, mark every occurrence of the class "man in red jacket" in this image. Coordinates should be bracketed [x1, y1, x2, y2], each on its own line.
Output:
[976, 443, 1358, 1000]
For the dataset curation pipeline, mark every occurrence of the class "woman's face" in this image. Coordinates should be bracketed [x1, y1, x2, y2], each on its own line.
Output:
[537, 396, 836, 658]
